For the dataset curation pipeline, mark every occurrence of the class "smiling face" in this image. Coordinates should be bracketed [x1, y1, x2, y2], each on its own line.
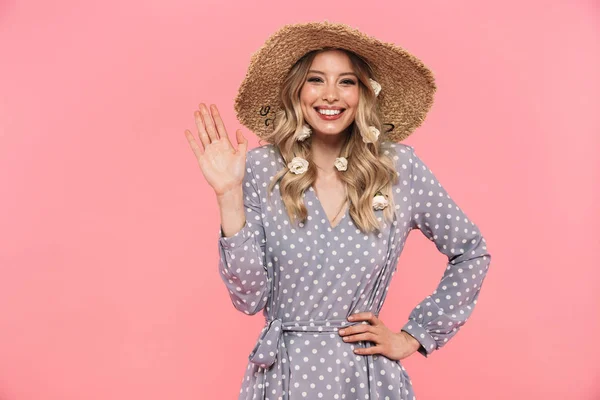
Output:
[300, 49, 360, 138]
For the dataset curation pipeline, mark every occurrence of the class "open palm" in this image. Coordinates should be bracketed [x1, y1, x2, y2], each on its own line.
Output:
[184, 103, 248, 196]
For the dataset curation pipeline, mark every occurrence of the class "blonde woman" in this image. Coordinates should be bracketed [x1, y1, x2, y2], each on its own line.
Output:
[185, 22, 491, 400]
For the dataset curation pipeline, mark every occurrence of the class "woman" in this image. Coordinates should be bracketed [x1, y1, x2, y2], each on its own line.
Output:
[185, 21, 491, 400]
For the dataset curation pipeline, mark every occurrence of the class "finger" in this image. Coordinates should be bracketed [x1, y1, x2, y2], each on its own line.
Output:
[348, 312, 379, 325]
[184, 129, 204, 160]
[338, 323, 372, 337]
[194, 110, 210, 149]
[354, 345, 383, 355]
[342, 332, 377, 344]
[199, 103, 219, 142]
[236, 128, 248, 155]
[210, 104, 232, 148]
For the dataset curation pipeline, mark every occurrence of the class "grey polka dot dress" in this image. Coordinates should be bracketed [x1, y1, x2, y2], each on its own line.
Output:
[217, 141, 492, 400]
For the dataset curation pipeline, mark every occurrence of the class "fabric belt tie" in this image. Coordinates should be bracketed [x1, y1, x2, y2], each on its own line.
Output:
[248, 318, 366, 369]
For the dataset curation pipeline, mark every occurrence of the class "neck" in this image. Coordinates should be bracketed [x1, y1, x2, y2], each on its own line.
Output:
[310, 129, 349, 170]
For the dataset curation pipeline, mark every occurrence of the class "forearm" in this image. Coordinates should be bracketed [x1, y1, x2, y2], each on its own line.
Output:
[216, 180, 270, 315]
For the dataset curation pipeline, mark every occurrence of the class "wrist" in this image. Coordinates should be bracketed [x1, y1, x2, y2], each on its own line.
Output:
[400, 330, 421, 352]
[216, 186, 243, 203]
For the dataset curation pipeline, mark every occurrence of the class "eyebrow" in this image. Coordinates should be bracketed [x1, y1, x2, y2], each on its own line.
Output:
[308, 70, 357, 77]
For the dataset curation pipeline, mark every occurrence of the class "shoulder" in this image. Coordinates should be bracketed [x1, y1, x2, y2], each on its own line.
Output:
[380, 140, 413, 155]
[247, 143, 281, 164]
[379, 140, 414, 171]
[245, 143, 286, 181]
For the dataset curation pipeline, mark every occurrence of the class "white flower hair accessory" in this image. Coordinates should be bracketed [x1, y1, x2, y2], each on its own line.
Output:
[287, 156, 309, 174]
[334, 157, 348, 171]
[369, 78, 382, 97]
[372, 191, 389, 210]
[296, 123, 312, 141]
[362, 126, 381, 144]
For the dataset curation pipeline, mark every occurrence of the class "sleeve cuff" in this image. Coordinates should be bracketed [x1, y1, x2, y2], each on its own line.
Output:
[219, 221, 254, 250]
[401, 319, 437, 358]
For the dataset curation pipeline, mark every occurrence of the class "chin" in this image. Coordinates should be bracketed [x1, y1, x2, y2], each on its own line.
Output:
[307, 118, 354, 136]
[324, 127, 350, 135]
[319, 123, 353, 135]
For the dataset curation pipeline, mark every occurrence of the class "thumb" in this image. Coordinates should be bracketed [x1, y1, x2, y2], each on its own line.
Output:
[236, 128, 248, 155]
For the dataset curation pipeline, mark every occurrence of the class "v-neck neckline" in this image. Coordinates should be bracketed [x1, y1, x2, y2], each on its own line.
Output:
[308, 186, 349, 230]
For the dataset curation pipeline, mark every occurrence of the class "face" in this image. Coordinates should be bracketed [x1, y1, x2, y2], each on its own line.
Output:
[300, 50, 359, 138]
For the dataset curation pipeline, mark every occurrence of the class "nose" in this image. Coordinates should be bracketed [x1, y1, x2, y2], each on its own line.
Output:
[322, 83, 339, 103]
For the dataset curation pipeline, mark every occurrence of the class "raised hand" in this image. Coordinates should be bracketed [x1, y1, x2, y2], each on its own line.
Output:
[184, 103, 248, 197]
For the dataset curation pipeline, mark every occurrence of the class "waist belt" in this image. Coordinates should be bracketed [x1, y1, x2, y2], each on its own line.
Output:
[248, 317, 365, 368]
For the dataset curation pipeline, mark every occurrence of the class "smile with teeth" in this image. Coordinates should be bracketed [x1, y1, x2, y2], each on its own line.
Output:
[315, 108, 345, 115]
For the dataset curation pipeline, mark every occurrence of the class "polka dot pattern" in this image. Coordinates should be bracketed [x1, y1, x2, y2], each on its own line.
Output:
[217, 141, 492, 399]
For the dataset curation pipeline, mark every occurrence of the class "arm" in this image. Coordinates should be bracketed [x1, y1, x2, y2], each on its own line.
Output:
[217, 151, 270, 315]
[400, 145, 492, 358]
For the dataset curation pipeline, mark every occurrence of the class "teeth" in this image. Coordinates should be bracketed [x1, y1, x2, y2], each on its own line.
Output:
[317, 109, 342, 115]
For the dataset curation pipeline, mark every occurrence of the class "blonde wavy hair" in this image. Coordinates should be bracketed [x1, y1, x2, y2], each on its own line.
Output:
[260, 47, 399, 234]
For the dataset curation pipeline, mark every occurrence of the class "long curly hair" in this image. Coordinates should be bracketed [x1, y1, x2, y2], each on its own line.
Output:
[260, 47, 399, 234]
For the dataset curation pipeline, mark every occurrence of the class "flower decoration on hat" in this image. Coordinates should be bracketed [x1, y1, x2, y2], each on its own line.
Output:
[369, 78, 382, 97]
[372, 191, 389, 210]
[296, 123, 312, 142]
[287, 156, 309, 174]
[334, 157, 348, 171]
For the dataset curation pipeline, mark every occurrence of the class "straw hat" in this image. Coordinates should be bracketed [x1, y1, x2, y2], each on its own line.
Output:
[233, 21, 437, 143]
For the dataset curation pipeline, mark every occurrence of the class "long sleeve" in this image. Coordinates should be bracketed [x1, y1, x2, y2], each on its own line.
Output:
[400, 145, 492, 358]
[217, 151, 271, 316]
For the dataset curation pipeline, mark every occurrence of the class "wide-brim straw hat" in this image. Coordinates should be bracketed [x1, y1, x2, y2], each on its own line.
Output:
[234, 21, 437, 143]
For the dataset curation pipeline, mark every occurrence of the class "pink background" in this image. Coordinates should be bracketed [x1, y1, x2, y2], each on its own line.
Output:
[1, 0, 598, 399]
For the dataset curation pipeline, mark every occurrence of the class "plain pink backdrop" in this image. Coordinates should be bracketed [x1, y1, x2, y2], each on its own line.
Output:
[1, 0, 598, 399]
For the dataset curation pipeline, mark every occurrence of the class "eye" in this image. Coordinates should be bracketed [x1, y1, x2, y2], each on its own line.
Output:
[341, 79, 356, 85]
[307, 77, 323, 82]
